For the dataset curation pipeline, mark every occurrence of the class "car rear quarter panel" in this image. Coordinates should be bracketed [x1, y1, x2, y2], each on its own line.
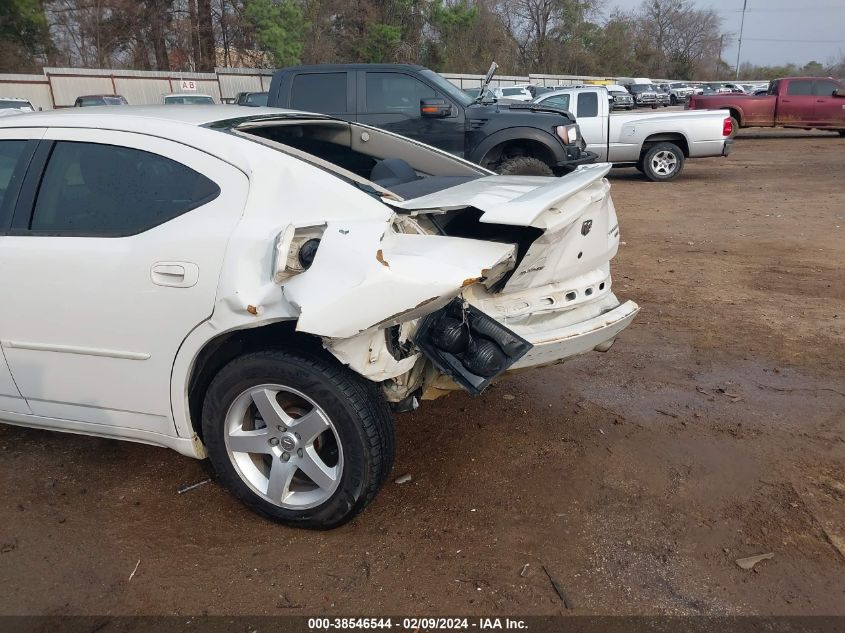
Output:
[169, 139, 395, 441]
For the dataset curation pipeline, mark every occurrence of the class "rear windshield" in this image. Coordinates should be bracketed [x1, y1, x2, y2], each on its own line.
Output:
[165, 95, 215, 104]
[0, 100, 33, 110]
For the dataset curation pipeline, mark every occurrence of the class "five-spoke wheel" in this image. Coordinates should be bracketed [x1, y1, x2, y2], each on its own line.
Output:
[202, 349, 394, 528]
[225, 384, 342, 509]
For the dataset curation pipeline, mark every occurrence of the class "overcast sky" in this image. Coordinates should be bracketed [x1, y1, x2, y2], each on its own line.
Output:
[605, 0, 845, 67]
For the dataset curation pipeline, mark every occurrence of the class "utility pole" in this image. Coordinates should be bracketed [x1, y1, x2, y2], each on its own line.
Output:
[717, 34, 724, 78]
[735, 0, 748, 80]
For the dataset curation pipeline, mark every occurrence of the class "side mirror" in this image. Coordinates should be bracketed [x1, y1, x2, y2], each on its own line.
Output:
[421, 97, 451, 118]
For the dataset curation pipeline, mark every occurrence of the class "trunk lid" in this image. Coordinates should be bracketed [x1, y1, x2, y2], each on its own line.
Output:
[387, 163, 618, 294]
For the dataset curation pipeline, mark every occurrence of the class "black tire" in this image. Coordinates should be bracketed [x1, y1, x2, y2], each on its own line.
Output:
[497, 156, 553, 176]
[651, 104, 658, 109]
[838, 130, 845, 137]
[640, 142, 685, 182]
[202, 349, 395, 529]
[729, 116, 739, 139]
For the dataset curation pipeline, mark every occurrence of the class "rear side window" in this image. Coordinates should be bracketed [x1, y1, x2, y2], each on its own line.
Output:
[291, 73, 347, 113]
[29, 141, 220, 236]
[365, 72, 436, 115]
[813, 80, 840, 96]
[577, 92, 599, 117]
[543, 94, 570, 110]
[0, 140, 29, 225]
[786, 80, 813, 96]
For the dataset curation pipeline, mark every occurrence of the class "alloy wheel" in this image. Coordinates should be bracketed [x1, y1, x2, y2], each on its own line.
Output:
[223, 383, 343, 509]
[650, 150, 678, 176]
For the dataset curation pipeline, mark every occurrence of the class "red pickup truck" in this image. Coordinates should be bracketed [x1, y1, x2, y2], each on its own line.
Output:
[687, 77, 845, 137]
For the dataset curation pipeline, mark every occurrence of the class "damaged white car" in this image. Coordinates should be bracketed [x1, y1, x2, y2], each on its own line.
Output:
[0, 106, 638, 528]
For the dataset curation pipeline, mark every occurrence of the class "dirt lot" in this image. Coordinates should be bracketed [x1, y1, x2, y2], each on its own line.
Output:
[1, 129, 843, 617]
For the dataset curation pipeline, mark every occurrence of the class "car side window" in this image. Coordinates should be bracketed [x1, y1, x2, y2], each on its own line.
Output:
[577, 92, 599, 117]
[365, 73, 436, 116]
[0, 140, 30, 226]
[29, 141, 220, 236]
[543, 94, 570, 110]
[786, 80, 813, 96]
[291, 73, 347, 113]
[813, 80, 840, 97]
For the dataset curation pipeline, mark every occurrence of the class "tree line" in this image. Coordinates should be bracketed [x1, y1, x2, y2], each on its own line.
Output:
[2, 0, 843, 80]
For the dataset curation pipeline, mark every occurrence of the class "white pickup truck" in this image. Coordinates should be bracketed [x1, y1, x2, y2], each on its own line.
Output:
[534, 86, 733, 181]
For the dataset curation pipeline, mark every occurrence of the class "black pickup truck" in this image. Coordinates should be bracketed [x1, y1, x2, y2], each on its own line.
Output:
[267, 63, 595, 176]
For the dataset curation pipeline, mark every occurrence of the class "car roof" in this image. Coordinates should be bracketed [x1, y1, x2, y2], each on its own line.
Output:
[279, 63, 425, 72]
[164, 93, 214, 98]
[0, 106, 334, 176]
[77, 94, 124, 99]
[0, 105, 310, 129]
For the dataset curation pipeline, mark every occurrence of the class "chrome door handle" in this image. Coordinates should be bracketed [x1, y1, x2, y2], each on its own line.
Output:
[151, 262, 199, 288]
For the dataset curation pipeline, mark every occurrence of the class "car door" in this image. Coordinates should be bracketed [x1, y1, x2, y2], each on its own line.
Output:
[0, 128, 248, 435]
[0, 129, 43, 414]
[358, 70, 465, 156]
[812, 79, 845, 128]
[573, 91, 608, 160]
[776, 79, 816, 126]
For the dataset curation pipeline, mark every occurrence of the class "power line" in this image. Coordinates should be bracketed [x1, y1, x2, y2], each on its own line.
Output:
[735, 0, 747, 80]
[730, 6, 845, 11]
[741, 37, 845, 43]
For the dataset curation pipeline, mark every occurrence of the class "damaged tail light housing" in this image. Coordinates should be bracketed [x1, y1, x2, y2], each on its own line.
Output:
[273, 224, 325, 283]
[414, 299, 532, 395]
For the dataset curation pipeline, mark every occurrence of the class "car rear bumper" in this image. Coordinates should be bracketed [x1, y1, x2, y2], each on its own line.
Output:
[508, 299, 640, 370]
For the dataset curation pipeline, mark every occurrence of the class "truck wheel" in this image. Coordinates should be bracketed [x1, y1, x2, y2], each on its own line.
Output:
[497, 156, 553, 176]
[651, 104, 658, 109]
[641, 142, 685, 182]
[838, 130, 845, 137]
[201, 349, 395, 529]
[729, 116, 739, 139]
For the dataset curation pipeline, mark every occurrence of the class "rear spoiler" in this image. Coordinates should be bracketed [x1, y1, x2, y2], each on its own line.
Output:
[389, 163, 612, 227]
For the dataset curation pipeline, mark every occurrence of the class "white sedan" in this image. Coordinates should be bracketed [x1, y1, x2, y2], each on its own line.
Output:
[0, 106, 638, 528]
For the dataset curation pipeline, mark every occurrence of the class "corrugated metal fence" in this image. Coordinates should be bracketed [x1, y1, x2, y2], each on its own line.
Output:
[0, 67, 616, 111]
